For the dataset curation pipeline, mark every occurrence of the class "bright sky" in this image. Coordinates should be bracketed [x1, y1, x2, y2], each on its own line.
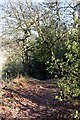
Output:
[0, 0, 44, 3]
[0, 0, 80, 4]
[32, 0, 44, 2]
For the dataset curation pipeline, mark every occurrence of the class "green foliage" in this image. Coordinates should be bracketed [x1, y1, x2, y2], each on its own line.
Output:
[28, 59, 48, 80]
[2, 55, 24, 80]
[58, 37, 80, 100]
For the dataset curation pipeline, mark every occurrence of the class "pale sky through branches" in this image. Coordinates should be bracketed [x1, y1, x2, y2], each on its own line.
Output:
[0, 0, 80, 3]
[0, 0, 44, 3]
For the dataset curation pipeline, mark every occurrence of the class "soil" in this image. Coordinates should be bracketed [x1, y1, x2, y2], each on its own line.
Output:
[0, 77, 80, 120]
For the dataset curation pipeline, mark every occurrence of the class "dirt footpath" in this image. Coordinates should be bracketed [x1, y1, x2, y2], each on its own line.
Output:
[0, 77, 80, 120]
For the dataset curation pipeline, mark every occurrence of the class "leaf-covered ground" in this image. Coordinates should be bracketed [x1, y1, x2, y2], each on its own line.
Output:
[0, 77, 80, 120]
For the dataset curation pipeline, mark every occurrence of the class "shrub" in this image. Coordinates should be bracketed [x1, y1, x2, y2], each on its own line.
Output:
[2, 56, 24, 80]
